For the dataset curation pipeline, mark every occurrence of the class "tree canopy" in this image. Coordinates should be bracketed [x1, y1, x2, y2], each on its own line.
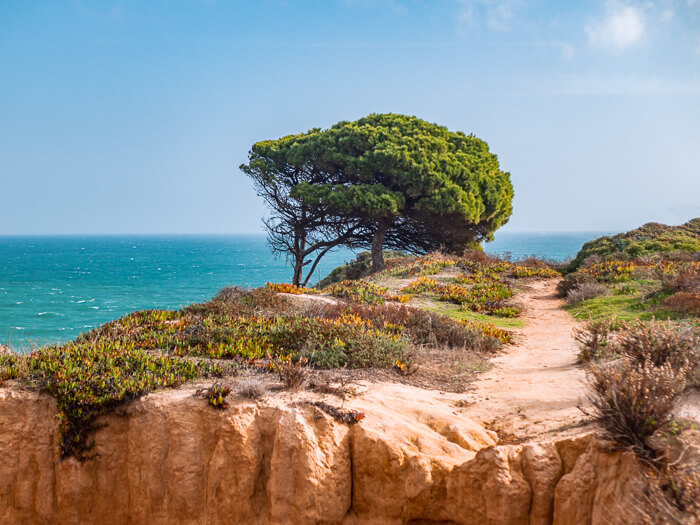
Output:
[241, 113, 513, 284]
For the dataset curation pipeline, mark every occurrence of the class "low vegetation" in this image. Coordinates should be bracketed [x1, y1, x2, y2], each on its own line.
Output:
[561, 255, 700, 322]
[569, 221, 700, 518]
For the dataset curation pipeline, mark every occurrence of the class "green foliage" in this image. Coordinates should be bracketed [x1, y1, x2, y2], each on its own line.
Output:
[567, 219, 700, 272]
[0, 353, 19, 387]
[292, 113, 513, 241]
[425, 303, 524, 329]
[23, 342, 221, 458]
[321, 251, 408, 286]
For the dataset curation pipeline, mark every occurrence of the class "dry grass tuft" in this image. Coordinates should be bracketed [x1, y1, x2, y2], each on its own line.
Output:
[586, 358, 688, 459]
[236, 377, 267, 399]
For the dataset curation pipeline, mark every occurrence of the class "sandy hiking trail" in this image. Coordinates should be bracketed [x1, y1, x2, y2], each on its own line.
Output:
[462, 279, 590, 442]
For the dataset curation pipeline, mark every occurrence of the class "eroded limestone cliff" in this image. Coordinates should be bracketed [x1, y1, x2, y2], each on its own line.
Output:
[0, 384, 671, 524]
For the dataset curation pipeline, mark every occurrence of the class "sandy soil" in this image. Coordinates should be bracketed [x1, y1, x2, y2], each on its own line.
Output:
[460, 279, 591, 442]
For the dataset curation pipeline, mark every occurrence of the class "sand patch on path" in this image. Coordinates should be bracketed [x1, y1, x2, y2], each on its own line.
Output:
[461, 279, 590, 442]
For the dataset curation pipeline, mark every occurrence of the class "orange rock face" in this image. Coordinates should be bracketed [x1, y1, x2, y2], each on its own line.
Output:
[0, 386, 665, 524]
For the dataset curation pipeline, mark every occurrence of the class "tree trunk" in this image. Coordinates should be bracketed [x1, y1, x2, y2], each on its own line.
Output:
[371, 220, 390, 272]
[292, 260, 303, 286]
[292, 229, 306, 286]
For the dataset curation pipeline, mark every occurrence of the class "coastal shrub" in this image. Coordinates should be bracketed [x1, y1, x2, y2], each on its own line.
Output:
[300, 301, 507, 351]
[325, 280, 390, 305]
[460, 320, 512, 345]
[273, 356, 309, 389]
[181, 286, 294, 318]
[573, 318, 616, 363]
[207, 383, 231, 409]
[662, 264, 700, 293]
[24, 341, 222, 458]
[0, 353, 19, 387]
[384, 293, 411, 303]
[581, 261, 638, 283]
[320, 251, 408, 286]
[613, 321, 699, 388]
[200, 314, 407, 367]
[490, 306, 521, 318]
[566, 282, 609, 305]
[80, 290, 410, 369]
[586, 358, 687, 458]
[400, 272, 517, 317]
[508, 265, 561, 279]
[400, 277, 441, 294]
[231, 286, 294, 309]
[575, 319, 698, 379]
[557, 272, 597, 298]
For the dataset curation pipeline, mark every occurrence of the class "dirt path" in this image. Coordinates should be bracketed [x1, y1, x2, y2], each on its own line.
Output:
[462, 279, 590, 442]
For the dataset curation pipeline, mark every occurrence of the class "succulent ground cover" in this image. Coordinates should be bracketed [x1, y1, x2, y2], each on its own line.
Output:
[8, 341, 222, 458]
[395, 256, 559, 318]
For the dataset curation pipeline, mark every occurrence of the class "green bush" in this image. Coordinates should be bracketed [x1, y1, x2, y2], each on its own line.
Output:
[320, 251, 408, 286]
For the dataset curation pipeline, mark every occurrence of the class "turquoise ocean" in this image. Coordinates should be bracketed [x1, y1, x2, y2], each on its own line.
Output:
[1, 232, 607, 350]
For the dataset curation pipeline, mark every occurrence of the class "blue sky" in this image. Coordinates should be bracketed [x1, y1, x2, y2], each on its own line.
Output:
[1, 0, 699, 234]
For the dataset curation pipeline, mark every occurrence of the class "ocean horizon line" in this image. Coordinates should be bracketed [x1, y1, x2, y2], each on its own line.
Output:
[0, 230, 615, 238]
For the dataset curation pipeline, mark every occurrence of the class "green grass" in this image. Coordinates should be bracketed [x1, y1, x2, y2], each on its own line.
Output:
[566, 288, 691, 322]
[424, 302, 524, 329]
[566, 294, 644, 322]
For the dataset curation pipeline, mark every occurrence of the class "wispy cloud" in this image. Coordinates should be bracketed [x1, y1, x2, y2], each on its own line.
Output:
[553, 41, 575, 61]
[660, 9, 675, 22]
[457, 0, 523, 31]
[586, 2, 646, 51]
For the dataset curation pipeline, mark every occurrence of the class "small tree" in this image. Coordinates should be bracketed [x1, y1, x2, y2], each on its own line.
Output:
[241, 114, 513, 281]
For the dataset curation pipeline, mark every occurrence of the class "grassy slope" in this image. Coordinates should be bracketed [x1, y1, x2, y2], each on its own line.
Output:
[567, 218, 700, 272]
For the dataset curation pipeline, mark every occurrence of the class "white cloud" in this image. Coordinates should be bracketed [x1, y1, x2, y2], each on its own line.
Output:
[660, 9, 675, 22]
[586, 2, 646, 51]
